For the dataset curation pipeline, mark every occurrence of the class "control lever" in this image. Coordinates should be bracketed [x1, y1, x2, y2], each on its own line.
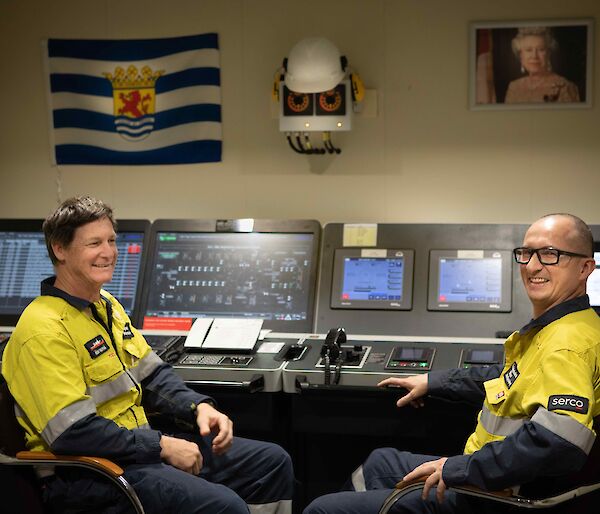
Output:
[340, 344, 363, 365]
[321, 327, 346, 385]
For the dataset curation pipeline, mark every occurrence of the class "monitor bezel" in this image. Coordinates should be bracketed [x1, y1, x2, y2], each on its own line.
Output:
[0, 218, 150, 328]
[0, 219, 45, 326]
[330, 248, 414, 310]
[427, 249, 512, 312]
[138, 219, 321, 333]
[112, 219, 151, 327]
[589, 242, 600, 313]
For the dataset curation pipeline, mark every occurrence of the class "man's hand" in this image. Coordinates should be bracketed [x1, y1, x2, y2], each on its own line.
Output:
[402, 457, 448, 503]
[196, 402, 233, 455]
[160, 435, 202, 475]
[377, 374, 428, 408]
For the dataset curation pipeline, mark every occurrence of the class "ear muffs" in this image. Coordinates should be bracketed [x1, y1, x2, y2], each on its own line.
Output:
[272, 65, 286, 101]
[349, 72, 365, 103]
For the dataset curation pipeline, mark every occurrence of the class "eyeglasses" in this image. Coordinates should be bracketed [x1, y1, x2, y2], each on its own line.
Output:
[513, 247, 589, 265]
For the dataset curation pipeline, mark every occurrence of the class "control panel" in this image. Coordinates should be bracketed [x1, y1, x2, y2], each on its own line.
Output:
[140, 330, 505, 395]
[181, 354, 253, 367]
[385, 346, 434, 371]
[459, 348, 504, 369]
[282, 333, 505, 393]
[315, 344, 370, 368]
[144, 334, 185, 362]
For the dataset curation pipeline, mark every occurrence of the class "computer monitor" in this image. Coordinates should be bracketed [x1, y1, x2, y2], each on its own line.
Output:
[139, 219, 321, 332]
[0, 219, 150, 327]
[428, 249, 512, 312]
[588, 244, 600, 310]
[330, 249, 414, 310]
[105, 219, 151, 326]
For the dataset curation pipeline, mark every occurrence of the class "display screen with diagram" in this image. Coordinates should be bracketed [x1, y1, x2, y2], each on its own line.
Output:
[427, 249, 512, 312]
[330, 248, 414, 310]
[140, 219, 321, 332]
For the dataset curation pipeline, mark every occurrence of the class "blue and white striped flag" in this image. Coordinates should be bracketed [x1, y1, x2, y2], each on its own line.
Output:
[45, 33, 222, 165]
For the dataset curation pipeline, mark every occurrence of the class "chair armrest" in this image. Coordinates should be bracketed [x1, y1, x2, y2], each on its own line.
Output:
[452, 484, 514, 499]
[394, 477, 427, 491]
[16, 451, 124, 477]
[394, 477, 513, 498]
[12, 451, 145, 513]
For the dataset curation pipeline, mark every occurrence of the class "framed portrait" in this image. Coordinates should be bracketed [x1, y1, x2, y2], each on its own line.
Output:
[469, 19, 593, 110]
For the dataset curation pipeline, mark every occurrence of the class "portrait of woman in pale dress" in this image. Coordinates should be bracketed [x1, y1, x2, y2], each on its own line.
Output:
[505, 26, 580, 103]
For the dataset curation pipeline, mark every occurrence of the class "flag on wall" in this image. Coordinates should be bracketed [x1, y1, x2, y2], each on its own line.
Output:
[45, 33, 222, 165]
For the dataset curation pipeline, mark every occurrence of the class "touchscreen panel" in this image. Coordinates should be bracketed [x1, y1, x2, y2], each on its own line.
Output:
[331, 249, 414, 310]
[428, 250, 512, 312]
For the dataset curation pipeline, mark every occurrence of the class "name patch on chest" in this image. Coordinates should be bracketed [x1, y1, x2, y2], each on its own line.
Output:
[84, 335, 110, 359]
[503, 362, 520, 389]
[123, 323, 134, 340]
[548, 395, 589, 415]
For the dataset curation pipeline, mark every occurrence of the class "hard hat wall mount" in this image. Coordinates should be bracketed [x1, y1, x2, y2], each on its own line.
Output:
[274, 37, 364, 156]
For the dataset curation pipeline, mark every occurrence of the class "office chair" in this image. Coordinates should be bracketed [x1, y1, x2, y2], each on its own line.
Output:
[0, 378, 145, 514]
[379, 417, 600, 513]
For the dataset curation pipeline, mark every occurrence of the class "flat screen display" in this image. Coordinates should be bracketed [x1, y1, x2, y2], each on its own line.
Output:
[468, 349, 496, 362]
[428, 250, 512, 312]
[140, 220, 320, 332]
[588, 250, 600, 307]
[330, 249, 414, 310]
[0, 219, 149, 326]
[394, 348, 427, 361]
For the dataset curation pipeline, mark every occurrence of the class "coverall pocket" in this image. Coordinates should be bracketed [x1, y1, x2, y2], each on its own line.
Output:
[484, 377, 507, 405]
[84, 359, 122, 384]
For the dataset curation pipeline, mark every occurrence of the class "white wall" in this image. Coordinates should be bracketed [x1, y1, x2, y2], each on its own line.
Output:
[1, 0, 599, 224]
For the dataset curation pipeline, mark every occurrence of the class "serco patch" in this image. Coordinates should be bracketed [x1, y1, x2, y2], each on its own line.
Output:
[84, 335, 110, 359]
[123, 322, 134, 340]
[548, 395, 589, 415]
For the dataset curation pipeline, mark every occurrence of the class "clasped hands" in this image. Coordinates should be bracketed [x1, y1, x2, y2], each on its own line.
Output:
[160, 402, 233, 475]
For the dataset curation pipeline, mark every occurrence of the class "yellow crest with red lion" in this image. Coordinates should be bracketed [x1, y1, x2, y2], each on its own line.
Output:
[103, 65, 163, 140]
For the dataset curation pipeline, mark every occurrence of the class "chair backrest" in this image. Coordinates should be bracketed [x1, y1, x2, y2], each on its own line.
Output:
[0, 377, 26, 457]
[0, 377, 46, 514]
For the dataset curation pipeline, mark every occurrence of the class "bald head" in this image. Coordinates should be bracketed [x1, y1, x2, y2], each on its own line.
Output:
[536, 213, 593, 257]
[521, 213, 596, 318]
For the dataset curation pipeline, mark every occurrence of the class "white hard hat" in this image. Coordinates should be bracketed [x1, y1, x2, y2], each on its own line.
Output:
[285, 37, 346, 93]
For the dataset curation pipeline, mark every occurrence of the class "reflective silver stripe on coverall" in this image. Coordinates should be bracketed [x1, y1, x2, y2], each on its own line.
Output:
[351, 465, 366, 491]
[85, 351, 162, 404]
[86, 372, 136, 405]
[480, 405, 526, 436]
[127, 351, 163, 383]
[531, 407, 595, 454]
[41, 398, 97, 445]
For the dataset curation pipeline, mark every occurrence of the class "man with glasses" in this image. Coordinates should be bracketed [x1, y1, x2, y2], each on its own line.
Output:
[304, 213, 600, 514]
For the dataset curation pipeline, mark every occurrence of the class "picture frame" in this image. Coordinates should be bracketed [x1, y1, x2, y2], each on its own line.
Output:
[469, 19, 593, 110]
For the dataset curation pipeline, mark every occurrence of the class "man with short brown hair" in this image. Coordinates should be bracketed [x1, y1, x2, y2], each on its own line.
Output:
[3, 195, 294, 514]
